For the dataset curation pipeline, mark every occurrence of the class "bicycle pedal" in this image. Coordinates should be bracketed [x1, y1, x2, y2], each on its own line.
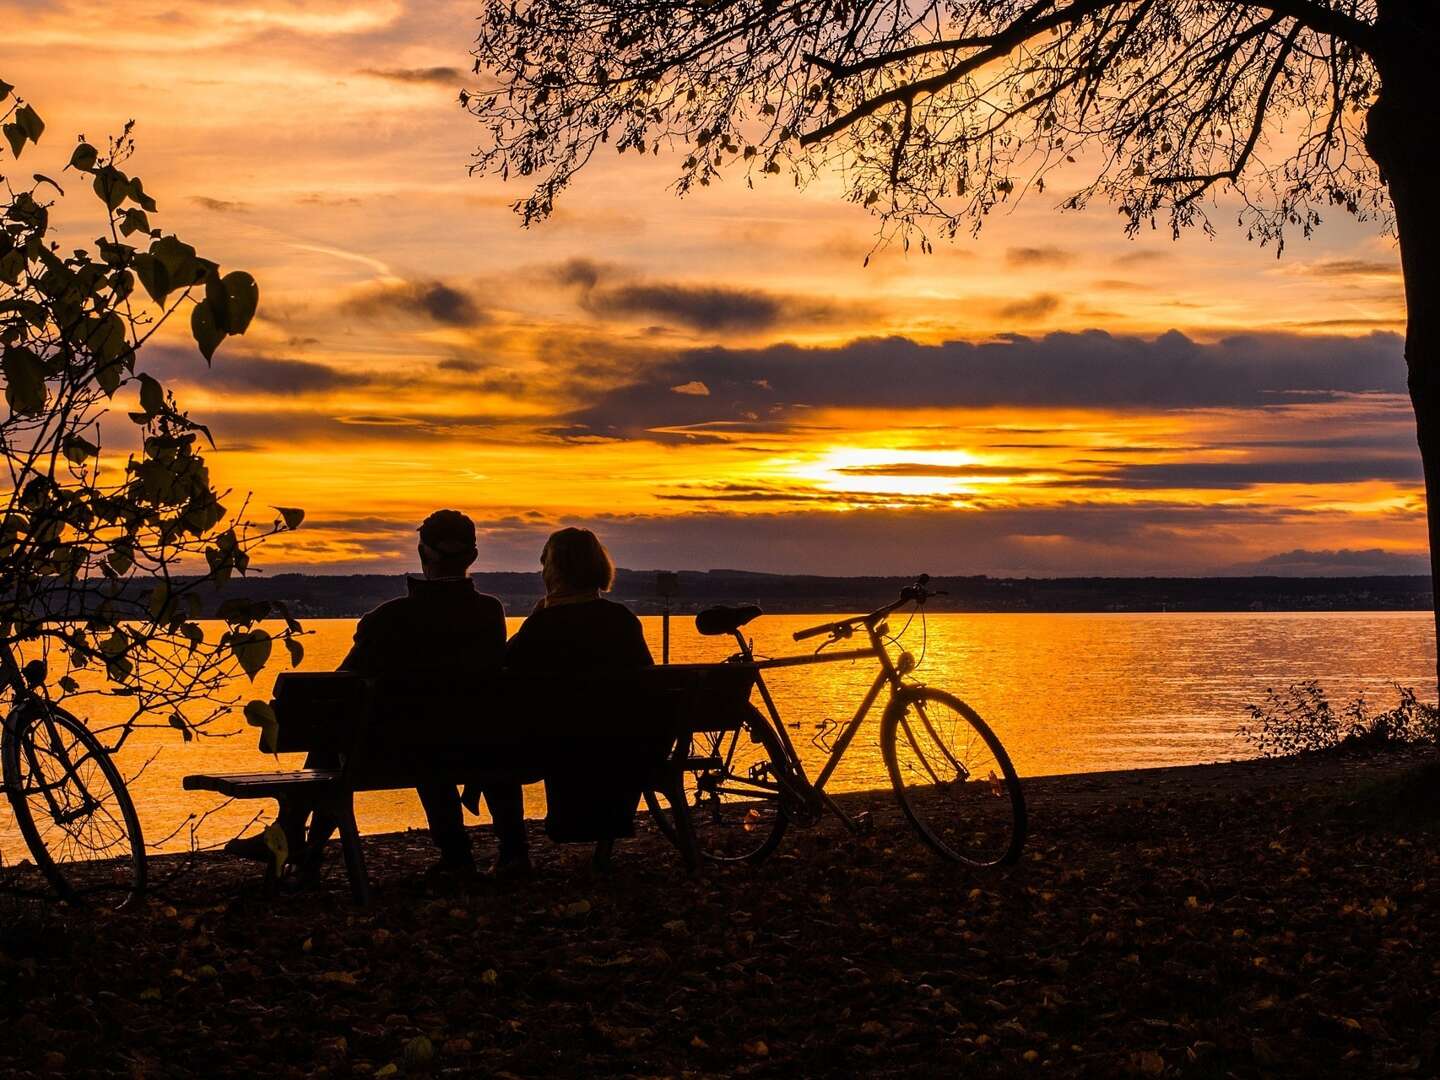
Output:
[853, 810, 874, 835]
[788, 803, 822, 828]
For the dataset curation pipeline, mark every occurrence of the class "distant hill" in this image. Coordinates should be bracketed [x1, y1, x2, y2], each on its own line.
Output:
[207, 570, 1434, 619]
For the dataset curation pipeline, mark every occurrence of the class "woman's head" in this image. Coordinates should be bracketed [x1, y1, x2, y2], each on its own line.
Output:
[541, 527, 615, 595]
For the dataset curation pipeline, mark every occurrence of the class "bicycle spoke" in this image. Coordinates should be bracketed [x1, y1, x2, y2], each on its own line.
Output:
[6, 705, 145, 904]
[644, 707, 790, 863]
[884, 690, 1025, 867]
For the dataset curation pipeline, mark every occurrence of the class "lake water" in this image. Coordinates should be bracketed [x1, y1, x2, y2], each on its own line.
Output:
[4, 612, 1434, 856]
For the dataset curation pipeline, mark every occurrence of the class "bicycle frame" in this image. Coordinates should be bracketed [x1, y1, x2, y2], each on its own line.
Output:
[725, 613, 909, 832]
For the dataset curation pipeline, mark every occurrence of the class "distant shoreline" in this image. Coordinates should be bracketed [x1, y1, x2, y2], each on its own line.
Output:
[206, 570, 1434, 619]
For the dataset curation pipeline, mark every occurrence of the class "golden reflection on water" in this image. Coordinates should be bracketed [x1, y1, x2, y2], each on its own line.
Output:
[3, 612, 1432, 857]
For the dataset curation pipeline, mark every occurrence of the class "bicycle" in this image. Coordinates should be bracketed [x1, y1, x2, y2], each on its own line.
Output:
[1, 648, 146, 908]
[644, 575, 1026, 868]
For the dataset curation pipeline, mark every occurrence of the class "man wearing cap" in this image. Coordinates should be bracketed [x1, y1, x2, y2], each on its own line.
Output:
[226, 509, 520, 877]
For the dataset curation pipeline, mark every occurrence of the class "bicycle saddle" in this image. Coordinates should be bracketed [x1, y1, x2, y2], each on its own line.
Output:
[695, 604, 763, 636]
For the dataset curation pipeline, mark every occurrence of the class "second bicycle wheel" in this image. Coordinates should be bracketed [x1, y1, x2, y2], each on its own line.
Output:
[3, 702, 146, 908]
[644, 703, 791, 863]
[880, 687, 1026, 867]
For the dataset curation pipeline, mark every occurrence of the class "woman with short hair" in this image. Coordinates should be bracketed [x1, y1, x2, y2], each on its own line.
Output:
[505, 527, 652, 669]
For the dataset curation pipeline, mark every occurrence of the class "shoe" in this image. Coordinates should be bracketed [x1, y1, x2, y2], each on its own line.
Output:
[224, 833, 277, 864]
[488, 852, 534, 883]
[425, 854, 479, 880]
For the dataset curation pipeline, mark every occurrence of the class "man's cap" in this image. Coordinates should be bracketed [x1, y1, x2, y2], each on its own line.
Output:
[417, 509, 477, 556]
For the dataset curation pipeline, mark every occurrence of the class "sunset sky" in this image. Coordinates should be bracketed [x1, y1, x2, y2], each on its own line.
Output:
[3, 0, 1423, 577]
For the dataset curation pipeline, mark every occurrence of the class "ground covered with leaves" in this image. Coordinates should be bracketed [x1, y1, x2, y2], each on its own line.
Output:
[2, 750, 1439, 1078]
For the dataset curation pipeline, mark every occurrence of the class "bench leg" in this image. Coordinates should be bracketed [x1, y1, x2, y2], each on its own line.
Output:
[332, 795, 371, 906]
[592, 837, 614, 873]
[663, 769, 701, 874]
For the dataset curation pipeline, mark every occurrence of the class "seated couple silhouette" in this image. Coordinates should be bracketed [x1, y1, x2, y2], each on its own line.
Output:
[225, 511, 653, 880]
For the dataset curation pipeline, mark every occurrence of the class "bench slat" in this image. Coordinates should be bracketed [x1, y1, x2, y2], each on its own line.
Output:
[183, 770, 340, 797]
[266, 664, 757, 755]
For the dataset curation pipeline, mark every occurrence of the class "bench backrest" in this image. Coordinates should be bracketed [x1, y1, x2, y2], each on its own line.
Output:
[268, 664, 757, 759]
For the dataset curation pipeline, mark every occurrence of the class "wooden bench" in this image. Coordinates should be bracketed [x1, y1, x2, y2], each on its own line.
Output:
[183, 664, 756, 903]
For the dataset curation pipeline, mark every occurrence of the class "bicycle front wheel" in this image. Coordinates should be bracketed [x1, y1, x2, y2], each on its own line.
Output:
[881, 687, 1026, 867]
[644, 703, 791, 864]
[3, 702, 146, 908]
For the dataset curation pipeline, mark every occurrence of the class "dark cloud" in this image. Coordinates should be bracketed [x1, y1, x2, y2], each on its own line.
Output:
[1006, 246, 1075, 267]
[1112, 250, 1173, 266]
[1228, 548, 1429, 576]
[1218, 431, 1418, 453]
[190, 196, 251, 213]
[462, 501, 1317, 577]
[360, 66, 463, 84]
[994, 293, 1062, 321]
[1297, 259, 1400, 278]
[342, 280, 486, 326]
[141, 347, 369, 394]
[438, 358, 485, 373]
[554, 258, 604, 290]
[556, 258, 863, 333]
[553, 330, 1409, 442]
[185, 408, 514, 446]
[1064, 457, 1423, 490]
[595, 284, 783, 332]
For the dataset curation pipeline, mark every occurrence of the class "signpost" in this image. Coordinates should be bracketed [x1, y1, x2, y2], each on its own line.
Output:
[656, 571, 679, 664]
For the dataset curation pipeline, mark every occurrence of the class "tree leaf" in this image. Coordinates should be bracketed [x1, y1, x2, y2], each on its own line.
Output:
[150, 235, 199, 285]
[138, 373, 165, 417]
[95, 355, 122, 397]
[15, 104, 43, 142]
[62, 434, 99, 463]
[3, 123, 24, 158]
[243, 698, 276, 729]
[262, 821, 288, 868]
[230, 629, 272, 680]
[3, 346, 46, 414]
[119, 207, 150, 237]
[127, 177, 158, 213]
[131, 253, 170, 305]
[190, 299, 224, 362]
[92, 167, 128, 211]
[31, 173, 63, 195]
[276, 506, 304, 531]
[68, 141, 98, 172]
[245, 699, 280, 756]
[222, 270, 259, 335]
[204, 270, 231, 334]
[168, 712, 193, 742]
[284, 635, 304, 667]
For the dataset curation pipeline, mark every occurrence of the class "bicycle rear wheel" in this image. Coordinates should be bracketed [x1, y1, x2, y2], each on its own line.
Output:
[881, 687, 1025, 867]
[3, 702, 146, 908]
[644, 703, 791, 863]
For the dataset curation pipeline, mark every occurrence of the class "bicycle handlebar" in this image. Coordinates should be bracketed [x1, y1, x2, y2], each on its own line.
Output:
[792, 575, 937, 642]
[792, 618, 849, 642]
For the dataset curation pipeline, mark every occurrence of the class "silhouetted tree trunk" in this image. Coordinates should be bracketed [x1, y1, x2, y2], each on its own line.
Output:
[1367, 1, 1440, 693]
